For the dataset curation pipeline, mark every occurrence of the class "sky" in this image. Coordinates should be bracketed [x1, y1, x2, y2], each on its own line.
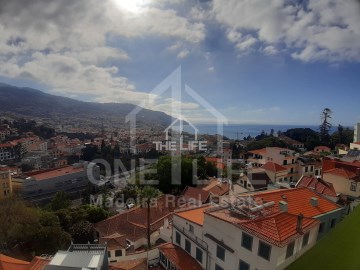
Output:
[0, 0, 360, 126]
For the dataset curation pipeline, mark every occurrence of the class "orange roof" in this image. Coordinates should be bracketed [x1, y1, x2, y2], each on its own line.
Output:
[159, 243, 202, 270]
[182, 187, 210, 203]
[253, 187, 341, 217]
[28, 257, 50, 270]
[0, 254, 29, 270]
[175, 205, 211, 226]
[323, 168, 359, 180]
[26, 166, 84, 181]
[262, 162, 287, 173]
[109, 258, 147, 270]
[207, 210, 319, 247]
[249, 149, 266, 155]
[202, 178, 229, 196]
[296, 176, 337, 197]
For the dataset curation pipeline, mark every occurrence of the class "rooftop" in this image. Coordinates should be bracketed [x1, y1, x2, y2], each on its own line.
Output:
[159, 243, 202, 270]
[296, 176, 337, 197]
[182, 186, 210, 204]
[25, 165, 85, 181]
[175, 205, 212, 226]
[109, 258, 147, 270]
[262, 161, 287, 173]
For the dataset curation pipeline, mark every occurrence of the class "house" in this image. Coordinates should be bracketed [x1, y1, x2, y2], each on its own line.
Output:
[251, 187, 343, 239]
[0, 253, 50, 270]
[261, 162, 288, 183]
[94, 195, 181, 263]
[12, 162, 99, 203]
[109, 258, 147, 270]
[182, 186, 211, 204]
[234, 168, 270, 192]
[0, 143, 16, 162]
[322, 158, 360, 198]
[201, 178, 230, 198]
[159, 243, 203, 270]
[172, 201, 319, 270]
[0, 167, 12, 200]
[295, 176, 337, 202]
[45, 243, 108, 270]
[296, 157, 322, 180]
[247, 147, 298, 182]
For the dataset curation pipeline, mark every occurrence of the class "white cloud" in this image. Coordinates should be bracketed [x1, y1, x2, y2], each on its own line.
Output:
[212, 0, 360, 62]
[177, 49, 190, 59]
[208, 66, 215, 72]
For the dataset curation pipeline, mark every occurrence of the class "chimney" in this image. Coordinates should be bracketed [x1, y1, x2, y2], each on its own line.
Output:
[296, 214, 304, 232]
[310, 197, 319, 207]
[279, 201, 288, 212]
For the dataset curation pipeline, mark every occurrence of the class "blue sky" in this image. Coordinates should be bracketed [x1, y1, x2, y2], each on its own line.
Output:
[0, 0, 359, 126]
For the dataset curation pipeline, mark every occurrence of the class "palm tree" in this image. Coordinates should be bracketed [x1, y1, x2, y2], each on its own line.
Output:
[139, 186, 160, 249]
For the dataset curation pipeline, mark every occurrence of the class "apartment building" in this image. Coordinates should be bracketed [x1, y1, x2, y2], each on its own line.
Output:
[172, 198, 320, 270]
[0, 167, 12, 199]
[12, 162, 99, 203]
[0, 143, 16, 162]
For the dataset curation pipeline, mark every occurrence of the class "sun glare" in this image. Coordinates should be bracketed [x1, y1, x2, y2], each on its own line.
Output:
[112, 0, 149, 13]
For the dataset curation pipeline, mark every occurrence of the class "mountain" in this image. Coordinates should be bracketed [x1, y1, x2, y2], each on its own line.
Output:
[0, 83, 173, 128]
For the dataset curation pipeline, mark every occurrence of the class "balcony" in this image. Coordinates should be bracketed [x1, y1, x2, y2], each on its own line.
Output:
[173, 223, 208, 250]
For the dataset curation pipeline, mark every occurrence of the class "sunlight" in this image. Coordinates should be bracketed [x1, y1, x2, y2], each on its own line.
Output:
[112, 0, 150, 13]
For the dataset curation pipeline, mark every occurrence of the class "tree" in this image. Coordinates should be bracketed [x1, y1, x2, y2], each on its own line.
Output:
[50, 191, 71, 211]
[70, 221, 94, 244]
[139, 186, 160, 249]
[319, 108, 332, 145]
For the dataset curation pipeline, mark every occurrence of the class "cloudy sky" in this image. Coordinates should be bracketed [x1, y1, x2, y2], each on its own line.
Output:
[0, 0, 360, 125]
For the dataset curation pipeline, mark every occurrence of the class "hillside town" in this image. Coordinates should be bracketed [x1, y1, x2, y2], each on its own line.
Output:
[1, 114, 360, 270]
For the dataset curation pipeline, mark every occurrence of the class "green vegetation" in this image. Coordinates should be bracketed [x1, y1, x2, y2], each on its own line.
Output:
[287, 206, 360, 270]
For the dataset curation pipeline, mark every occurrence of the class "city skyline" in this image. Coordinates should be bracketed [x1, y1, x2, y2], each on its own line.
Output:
[0, 0, 359, 125]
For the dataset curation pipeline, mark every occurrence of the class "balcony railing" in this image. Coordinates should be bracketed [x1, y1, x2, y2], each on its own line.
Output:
[173, 223, 208, 250]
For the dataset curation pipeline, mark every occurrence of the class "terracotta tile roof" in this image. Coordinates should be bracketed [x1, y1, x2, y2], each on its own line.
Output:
[28, 257, 50, 270]
[323, 168, 360, 181]
[207, 210, 319, 247]
[25, 166, 84, 181]
[175, 205, 211, 226]
[262, 162, 287, 173]
[296, 176, 337, 197]
[109, 258, 147, 270]
[95, 195, 182, 249]
[0, 143, 13, 148]
[253, 187, 342, 217]
[182, 186, 210, 203]
[159, 243, 202, 270]
[202, 178, 229, 196]
[0, 254, 29, 270]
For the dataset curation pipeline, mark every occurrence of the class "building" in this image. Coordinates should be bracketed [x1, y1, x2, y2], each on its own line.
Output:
[45, 243, 108, 270]
[247, 147, 298, 182]
[172, 200, 320, 270]
[314, 146, 331, 154]
[0, 167, 12, 200]
[159, 243, 203, 270]
[296, 157, 322, 180]
[261, 162, 288, 183]
[234, 168, 270, 193]
[322, 158, 360, 198]
[0, 143, 16, 163]
[295, 176, 337, 202]
[94, 195, 181, 263]
[12, 162, 99, 203]
[0, 253, 50, 270]
[354, 123, 360, 143]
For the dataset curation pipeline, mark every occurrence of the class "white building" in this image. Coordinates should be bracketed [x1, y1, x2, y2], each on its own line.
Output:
[354, 123, 360, 143]
[172, 201, 320, 270]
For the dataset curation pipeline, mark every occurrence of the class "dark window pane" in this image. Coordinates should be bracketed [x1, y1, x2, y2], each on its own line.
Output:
[115, 249, 122, 257]
[302, 232, 310, 248]
[185, 239, 191, 253]
[196, 248, 203, 263]
[286, 242, 295, 258]
[241, 233, 253, 251]
[239, 260, 250, 270]
[258, 241, 271, 261]
[175, 231, 181, 245]
[216, 245, 225, 261]
[215, 264, 224, 270]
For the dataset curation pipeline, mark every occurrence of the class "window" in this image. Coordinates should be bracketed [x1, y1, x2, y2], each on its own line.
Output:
[318, 222, 325, 233]
[351, 182, 357, 192]
[107, 251, 111, 258]
[189, 224, 194, 234]
[283, 160, 287, 165]
[175, 231, 181, 245]
[196, 248, 203, 263]
[115, 249, 122, 257]
[215, 264, 224, 270]
[185, 239, 191, 254]
[216, 245, 225, 261]
[239, 260, 250, 270]
[305, 166, 308, 173]
[302, 232, 310, 248]
[331, 218, 336, 228]
[286, 241, 295, 258]
[258, 241, 271, 261]
[310, 166, 314, 172]
[241, 233, 253, 251]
